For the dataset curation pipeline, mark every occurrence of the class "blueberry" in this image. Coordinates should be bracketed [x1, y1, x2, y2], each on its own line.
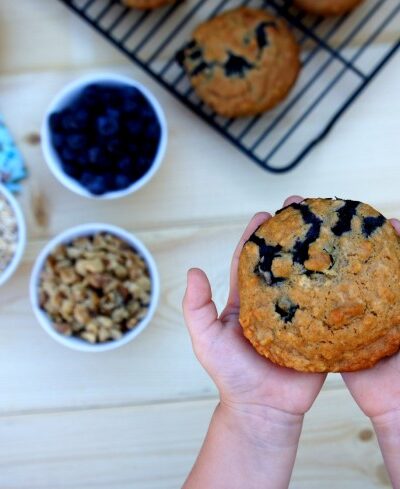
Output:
[127, 143, 139, 155]
[102, 172, 117, 191]
[255, 22, 274, 50]
[61, 110, 81, 132]
[122, 87, 141, 99]
[118, 156, 133, 174]
[87, 175, 108, 196]
[88, 147, 108, 167]
[137, 155, 151, 168]
[363, 215, 385, 237]
[123, 97, 140, 113]
[331, 201, 359, 237]
[60, 106, 90, 131]
[248, 234, 284, 286]
[140, 105, 155, 121]
[60, 148, 75, 163]
[105, 108, 120, 120]
[77, 153, 90, 166]
[176, 47, 186, 67]
[106, 139, 123, 155]
[81, 84, 102, 107]
[73, 109, 90, 130]
[275, 302, 298, 323]
[99, 88, 121, 108]
[122, 88, 142, 112]
[51, 133, 64, 148]
[62, 163, 81, 178]
[135, 155, 151, 176]
[67, 134, 87, 151]
[49, 112, 63, 132]
[126, 120, 143, 137]
[88, 147, 100, 164]
[80, 171, 95, 187]
[114, 173, 131, 190]
[190, 61, 209, 77]
[97, 116, 119, 137]
[145, 122, 161, 142]
[224, 52, 254, 78]
[141, 141, 156, 159]
[128, 89, 146, 105]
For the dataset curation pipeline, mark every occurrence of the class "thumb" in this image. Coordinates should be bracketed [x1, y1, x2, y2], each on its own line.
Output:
[182, 268, 222, 346]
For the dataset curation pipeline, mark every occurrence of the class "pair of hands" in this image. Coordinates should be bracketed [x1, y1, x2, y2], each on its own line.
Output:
[183, 196, 400, 426]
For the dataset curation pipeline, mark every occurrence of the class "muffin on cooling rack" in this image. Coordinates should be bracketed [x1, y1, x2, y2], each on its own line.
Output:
[239, 198, 400, 373]
[293, 0, 364, 16]
[122, 0, 178, 9]
[177, 7, 300, 118]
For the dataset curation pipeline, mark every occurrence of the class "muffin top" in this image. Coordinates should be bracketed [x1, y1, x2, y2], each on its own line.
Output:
[177, 7, 300, 117]
[122, 0, 176, 9]
[239, 198, 400, 372]
[293, 0, 363, 16]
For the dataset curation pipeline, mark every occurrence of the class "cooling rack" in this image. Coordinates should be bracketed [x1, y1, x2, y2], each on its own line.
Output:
[59, 0, 399, 172]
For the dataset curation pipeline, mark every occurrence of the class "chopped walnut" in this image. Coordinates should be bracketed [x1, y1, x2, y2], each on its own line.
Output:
[59, 267, 79, 285]
[39, 232, 152, 344]
[73, 304, 91, 324]
[54, 323, 72, 336]
[0, 193, 19, 275]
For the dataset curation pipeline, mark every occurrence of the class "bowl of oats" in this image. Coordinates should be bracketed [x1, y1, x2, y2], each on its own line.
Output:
[30, 223, 159, 352]
[0, 183, 26, 287]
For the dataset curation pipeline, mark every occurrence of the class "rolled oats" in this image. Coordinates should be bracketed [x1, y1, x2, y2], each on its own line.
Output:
[39, 232, 152, 344]
[0, 192, 18, 274]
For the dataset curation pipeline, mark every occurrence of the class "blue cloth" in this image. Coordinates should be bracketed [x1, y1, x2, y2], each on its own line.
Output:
[0, 115, 27, 192]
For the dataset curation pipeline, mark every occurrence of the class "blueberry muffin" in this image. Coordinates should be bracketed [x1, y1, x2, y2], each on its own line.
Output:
[238, 198, 400, 372]
[177, 7, 300, 117]
[293, 0, 364, 16]
[122, 0, 176, 9]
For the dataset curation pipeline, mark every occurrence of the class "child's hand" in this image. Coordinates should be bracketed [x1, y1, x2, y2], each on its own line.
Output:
[183, 197, 400, 489]
[183, 196, 326, 421]
[341, 219, 400, 489]
[341, 214, 400, 420]
[341, 218, 400, 419]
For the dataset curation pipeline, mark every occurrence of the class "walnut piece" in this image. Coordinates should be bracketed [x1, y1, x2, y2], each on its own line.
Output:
[0, 193, 19, 275]
[39, 232, 152, 344]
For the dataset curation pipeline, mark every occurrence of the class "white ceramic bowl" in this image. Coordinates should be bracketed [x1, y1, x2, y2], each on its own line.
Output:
[30, 223, 160, 352]
[0, 183, 26, 287]
[41, 73, 168, 200]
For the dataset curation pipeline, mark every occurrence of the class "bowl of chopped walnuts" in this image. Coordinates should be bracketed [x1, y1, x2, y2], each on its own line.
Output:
[30, 223, 159, 351]
[0, 183, 26, 287]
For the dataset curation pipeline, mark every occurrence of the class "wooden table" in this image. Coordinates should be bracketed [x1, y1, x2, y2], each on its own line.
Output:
[0, 1, 399, 487]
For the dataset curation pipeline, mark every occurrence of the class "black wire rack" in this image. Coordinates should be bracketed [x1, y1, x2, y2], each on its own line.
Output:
[59, 0, 399, 173]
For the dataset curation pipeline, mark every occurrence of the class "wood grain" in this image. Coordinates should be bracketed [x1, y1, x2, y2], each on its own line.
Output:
[0, 388, 389, 489]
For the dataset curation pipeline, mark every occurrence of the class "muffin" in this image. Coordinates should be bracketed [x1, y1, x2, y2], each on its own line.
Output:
[177, 7, 300, 117]
[122, 0, 177, 9]
[239, 198, 400, 372]
[293, 0, 364, 16]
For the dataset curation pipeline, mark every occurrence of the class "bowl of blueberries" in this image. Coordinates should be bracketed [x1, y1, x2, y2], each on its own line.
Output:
[42, 73, 167, 199]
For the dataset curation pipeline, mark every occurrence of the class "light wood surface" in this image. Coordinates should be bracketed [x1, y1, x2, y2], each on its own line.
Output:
[0, 1, 398, 487]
